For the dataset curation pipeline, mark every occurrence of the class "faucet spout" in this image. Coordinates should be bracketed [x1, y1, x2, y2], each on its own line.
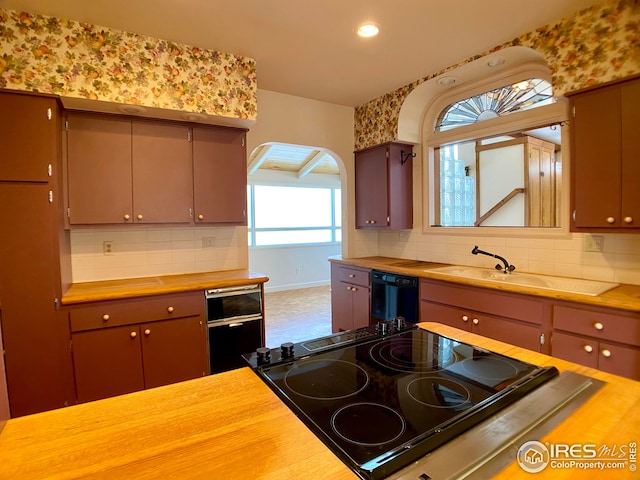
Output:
[471, 245, 516, 273]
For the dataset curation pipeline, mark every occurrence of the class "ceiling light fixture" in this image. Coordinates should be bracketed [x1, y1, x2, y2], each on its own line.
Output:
[437, 76, 457, 86]
[357, 23, 379, 38]
[487, 58, 506, 68]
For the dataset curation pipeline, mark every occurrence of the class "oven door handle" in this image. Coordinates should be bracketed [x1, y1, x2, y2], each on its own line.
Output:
[207, 315, 262, 328]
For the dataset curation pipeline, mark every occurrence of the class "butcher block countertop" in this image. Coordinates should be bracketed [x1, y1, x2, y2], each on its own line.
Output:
[61, 269, 269, 305]
[1, 323, 638, 480]
[330, 256, 640, 313]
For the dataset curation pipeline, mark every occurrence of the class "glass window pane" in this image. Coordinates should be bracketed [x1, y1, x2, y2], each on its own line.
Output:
[254, 185, 332, 228]
[256, 229, 333, 246]
[334, 189, 342, 227]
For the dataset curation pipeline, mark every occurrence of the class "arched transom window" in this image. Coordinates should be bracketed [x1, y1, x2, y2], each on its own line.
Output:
[435, 78, 554, 132]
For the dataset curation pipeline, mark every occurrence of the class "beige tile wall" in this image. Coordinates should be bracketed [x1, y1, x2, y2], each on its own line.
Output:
[378, 231, 640, 286]
[70, 227, 248, 283]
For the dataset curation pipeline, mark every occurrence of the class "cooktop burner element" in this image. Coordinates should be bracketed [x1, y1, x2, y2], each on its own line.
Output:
[244, 325, 558, 480]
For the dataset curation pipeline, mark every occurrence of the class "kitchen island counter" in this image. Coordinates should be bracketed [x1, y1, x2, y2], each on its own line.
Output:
[1, 323, 638, 479]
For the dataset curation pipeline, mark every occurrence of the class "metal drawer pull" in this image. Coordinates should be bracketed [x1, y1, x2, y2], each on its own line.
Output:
[462, 315, 469, 322]
[583, 345, 593, 353]
[144, 329, 151, 336]
[167, 306, 174, 313]
[102, 314, 110, 321]
[130, 331, 137, 339]
[593, 322, 604, 330]
[601, 349, 612, 358]
[472, 318, 479, 325]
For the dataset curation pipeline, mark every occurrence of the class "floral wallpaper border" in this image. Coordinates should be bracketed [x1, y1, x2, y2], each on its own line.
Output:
[355, 0, 640, 150]
[0, 9, 257, 121]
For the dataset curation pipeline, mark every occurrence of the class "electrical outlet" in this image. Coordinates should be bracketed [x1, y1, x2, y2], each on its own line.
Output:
[398, 231, 409, 242]
[202, 237, 216, 249]
[103, 241, 114, 256]
[295, 266, 301, 275]
[585, 235, 604, 252]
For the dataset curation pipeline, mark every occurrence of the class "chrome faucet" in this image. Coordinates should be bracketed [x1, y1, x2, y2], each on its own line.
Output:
[471, 245, 516, 274]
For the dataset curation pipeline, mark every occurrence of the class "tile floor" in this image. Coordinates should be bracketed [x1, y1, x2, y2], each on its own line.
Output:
[263, 285, 332, 348]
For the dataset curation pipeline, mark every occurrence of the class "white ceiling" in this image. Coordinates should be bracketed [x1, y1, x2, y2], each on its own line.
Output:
[1, 0, 604, 107]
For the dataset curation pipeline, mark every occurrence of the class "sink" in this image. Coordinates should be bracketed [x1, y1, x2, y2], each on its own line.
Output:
[427, 266, 618, 296]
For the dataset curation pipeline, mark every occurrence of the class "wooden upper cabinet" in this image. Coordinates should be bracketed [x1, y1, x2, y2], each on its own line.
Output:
[132, 121, 193, 224]
[192, 126, 247, 225]
[570, 76, 640, 231]
[66, 113, 133, 224]
[355, 142, 413, 229]
[0, 92, 58, 182]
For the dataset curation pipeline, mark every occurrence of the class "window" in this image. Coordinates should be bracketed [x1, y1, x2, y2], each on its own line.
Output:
[247, 185, 341, 246]
[435, 78, 553, 132]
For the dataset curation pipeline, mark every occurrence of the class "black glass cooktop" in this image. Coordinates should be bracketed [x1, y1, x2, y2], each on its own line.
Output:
[247, 326, 558, 480]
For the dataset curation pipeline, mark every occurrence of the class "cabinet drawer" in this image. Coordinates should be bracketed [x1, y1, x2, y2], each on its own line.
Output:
[70, 292, 204, 332]
[553, 305, 640, 347]
[420, 279, 543, 325]
[551, 331, 599, 369]
[337, 266, 370, 287]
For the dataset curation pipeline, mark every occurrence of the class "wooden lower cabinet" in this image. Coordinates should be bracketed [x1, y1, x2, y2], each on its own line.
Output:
[551, 303, 640, 381]
[72, 316, 208, 403]
[331, 264, 370, 332]
[70, 293, 209, 403]
[420, 279, 548, 353]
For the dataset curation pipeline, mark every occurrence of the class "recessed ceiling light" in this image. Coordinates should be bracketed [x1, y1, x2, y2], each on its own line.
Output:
[487, 58, 506, 67]
[437, 76, 457, 86]
[357, 23, 379, 38]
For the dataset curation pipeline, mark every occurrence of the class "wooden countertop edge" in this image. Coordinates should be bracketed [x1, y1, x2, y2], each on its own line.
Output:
[330, 256, 640, 313]
[61, 269, 270, 305]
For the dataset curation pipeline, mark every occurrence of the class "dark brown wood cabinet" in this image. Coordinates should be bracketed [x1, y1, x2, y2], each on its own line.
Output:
[330, 264, 370, 332]
[420, 279, 549, 353]
[551, 303, 640, 380]
[192, 126, 247, 224]
[70, 292, 208, 403]
[569, 76, 640, 231]
[355, 142, 413, 229]
[66, 113, 247, 226]
[0, 92, 75, 417]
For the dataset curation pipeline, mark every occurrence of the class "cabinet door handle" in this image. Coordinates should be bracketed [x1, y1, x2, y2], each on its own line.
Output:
[130, 331, 137, 339]
[472, 318, 479, 325]
[461, 315, 469, 322]
[583, 345, 593, 353]
[198, 214, 204, 220]
[606, 216, 615, 224]
[102, 314, 110, 321]
[144, 329, 151, 336]
[124, 214, 130, 220]
[593, 322, 604, 330]
[137, 214, 143, 220]
[167, 306, 174, 313]
[624, 216, 633, 224]
[601, 349, 612, 358]
[349, 274, 355, 278]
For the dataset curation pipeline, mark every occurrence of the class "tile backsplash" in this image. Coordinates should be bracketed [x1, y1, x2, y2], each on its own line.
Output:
[378, 231, 640, 286]
[70, 226, 248, 283]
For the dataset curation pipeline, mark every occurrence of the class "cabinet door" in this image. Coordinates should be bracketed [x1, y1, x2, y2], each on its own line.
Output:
[571, 85, 622, 228]
[0, 183, 75, 416]
[193, 126, 247, 224]
[355, 145, 388, 228]
[66, 113, 133, 224]
[471, 315, 542, 352]
[551, 331, 599, 369]
[132, 121, 193, 223]
[621, 79, 640, 227]
[420, 300, 472, 330]
[141, 316, 208, 388]
[331, 281, 354, 332]
[0, 92, 57, 182]
[72, 325, 145, 403]
[351, 285, 370, 330]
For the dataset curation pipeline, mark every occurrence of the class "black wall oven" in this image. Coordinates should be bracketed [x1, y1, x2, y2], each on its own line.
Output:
[206, 284, 263, 374]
